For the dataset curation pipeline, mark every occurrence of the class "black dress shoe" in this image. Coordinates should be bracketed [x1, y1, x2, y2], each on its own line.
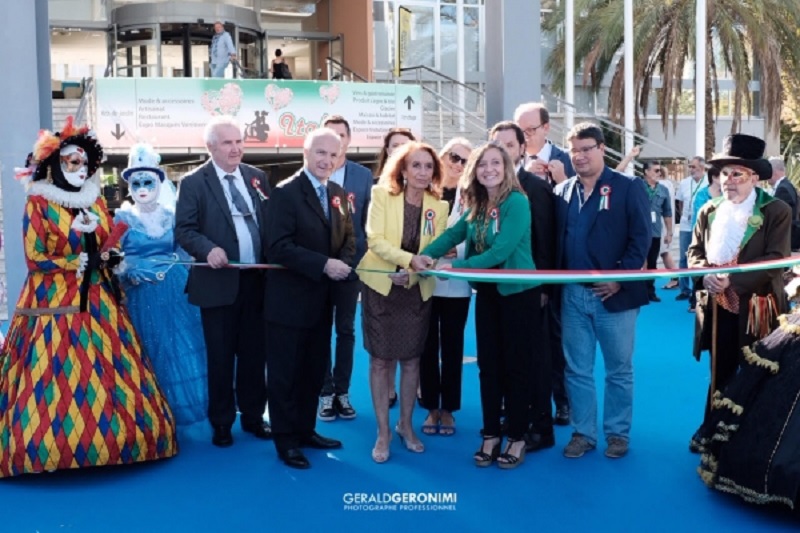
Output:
[648, 294, 661, 302]
[524, 431, 555, 452]
[212, 425, 234, 447]
[554, 405, 570, 426]
[300, 432, 342, 449]
[279, 448, 310, 469]
[242, 421, 273, 440]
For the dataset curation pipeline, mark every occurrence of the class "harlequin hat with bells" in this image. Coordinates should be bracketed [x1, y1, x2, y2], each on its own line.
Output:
[707, 133, 773, 181]
[31, 116, 104, 192]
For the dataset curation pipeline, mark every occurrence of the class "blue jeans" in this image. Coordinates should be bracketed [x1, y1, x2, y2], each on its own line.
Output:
[678, 231, 693, 295]
[561, 284, 639, 445]
[210, 62, 228, 78]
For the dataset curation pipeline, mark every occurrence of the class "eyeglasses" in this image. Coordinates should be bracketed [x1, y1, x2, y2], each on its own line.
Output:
[521, 124, 545, 137]
[720, 169, 755, 182]
[569, 144, 599, 156]
[448, 152, 468, 166]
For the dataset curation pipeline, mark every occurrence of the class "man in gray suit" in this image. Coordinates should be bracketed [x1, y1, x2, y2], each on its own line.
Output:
[175, 116, 272, 447]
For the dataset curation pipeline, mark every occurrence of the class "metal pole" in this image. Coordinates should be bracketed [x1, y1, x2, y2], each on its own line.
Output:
[565, 0, 574, 131]
[457, 0, 466, 131]
[623, 0, 634, 173]
[696, 0, 707, 157]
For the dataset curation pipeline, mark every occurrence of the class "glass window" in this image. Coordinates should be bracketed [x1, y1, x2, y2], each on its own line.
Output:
[405, 6, 436, 69]
[464, 7, 480, 75]
[439, 5, 457, 77]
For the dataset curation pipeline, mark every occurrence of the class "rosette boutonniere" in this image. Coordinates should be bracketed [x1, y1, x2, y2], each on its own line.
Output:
[347, 192, 356, 214]
[489, 207, 500, 233]
[423, 208, 436, 236]
[598, 185, 612, 211]
[251, 177, 269, 201]
[747, 214, 764, 229]
[331, 195, 345, 216]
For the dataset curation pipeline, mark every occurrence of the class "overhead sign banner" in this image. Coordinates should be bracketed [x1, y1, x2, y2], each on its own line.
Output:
[94, 78, 423, 150]
[394, 6, 412, 78]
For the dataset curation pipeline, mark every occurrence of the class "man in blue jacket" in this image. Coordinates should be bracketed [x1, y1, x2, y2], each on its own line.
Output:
[318, 115, 373, 421]
[209, 21, 236, 78]
[554, 123, 651, 460]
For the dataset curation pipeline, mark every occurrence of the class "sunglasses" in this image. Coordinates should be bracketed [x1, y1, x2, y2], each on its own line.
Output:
[449, 152, 468, 166]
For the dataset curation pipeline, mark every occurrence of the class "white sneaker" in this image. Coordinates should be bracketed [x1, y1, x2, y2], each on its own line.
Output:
[318, 395, 336, 422]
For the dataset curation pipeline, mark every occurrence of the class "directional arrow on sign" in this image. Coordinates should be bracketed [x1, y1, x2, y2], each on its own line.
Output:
[404, 95, 415, 110]
[111, 123, 125, 140]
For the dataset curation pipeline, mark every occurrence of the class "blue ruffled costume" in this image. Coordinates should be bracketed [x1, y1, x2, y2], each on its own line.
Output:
[115, 206, 208, 425]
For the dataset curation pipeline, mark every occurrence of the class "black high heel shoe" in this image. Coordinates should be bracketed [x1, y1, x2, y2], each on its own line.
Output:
[498, 438, 526, 470]
[474, 436, 500, 467]
[388, 390, 398, 408]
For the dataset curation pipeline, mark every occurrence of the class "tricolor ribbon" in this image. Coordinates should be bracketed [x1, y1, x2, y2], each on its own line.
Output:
[347, 192, 356, 214]
[599, 185, 612, 211]
[145, 254, 800, 284]
[489, 207, 500, 233]
[251, 177, 269, 201]
[423, 208, 436, 236]
[331, 195, 345, 216]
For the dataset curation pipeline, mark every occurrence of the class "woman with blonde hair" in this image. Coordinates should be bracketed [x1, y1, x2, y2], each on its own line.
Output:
[359, 141, 449, 463]
[417, 141, 537, 470]
[419, 138, 473, 436]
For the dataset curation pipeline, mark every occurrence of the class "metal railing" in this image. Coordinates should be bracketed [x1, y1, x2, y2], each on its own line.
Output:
[399, 65, 484, 115]
[74, 77, 95, 126]
[326, 57, 368, 83]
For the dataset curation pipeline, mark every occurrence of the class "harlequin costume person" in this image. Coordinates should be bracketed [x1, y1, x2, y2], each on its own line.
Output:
[115, 144, 208, 425]
[686, 133, 791, 455]
[0, 118, 177, 478]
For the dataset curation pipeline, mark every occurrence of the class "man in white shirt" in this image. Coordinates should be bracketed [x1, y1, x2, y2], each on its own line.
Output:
[514, 102, 575, 186]
[675, 157, 706, 301]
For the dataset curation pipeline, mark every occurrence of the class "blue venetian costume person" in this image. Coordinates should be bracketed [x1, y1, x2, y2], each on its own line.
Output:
[115, 144, 208, 425]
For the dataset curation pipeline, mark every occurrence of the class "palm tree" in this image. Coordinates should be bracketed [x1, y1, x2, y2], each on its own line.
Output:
[543, 0, 800, 158]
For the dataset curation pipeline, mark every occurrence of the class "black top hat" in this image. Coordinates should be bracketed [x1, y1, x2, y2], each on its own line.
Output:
[707, 133, 772, 181]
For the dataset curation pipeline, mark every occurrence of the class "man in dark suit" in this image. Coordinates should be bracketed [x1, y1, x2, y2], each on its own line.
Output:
[175, 116, 272, 447]
[554, 123, 651, 460]
[489, 121, 558, 452]
[265, 128, 356, 469]
[514, 102, 575, 186]
[769, 156, 800, 250]
[317, 115, 373, 422]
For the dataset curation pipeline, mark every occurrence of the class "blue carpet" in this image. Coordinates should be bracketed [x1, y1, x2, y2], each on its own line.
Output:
[0, 286, 798, 532]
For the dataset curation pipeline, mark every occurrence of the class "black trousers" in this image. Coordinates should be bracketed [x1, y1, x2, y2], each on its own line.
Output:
[475, 284, 537, 441]
[528, 289, 553, 435]
[419, 296, 471, 412]
[547, 292, 569, 410]
[321, 279, 359, 396]
[199, 271, 267, 428]
[646, 237, 661, 297]
[701, 305, 747, 431]
[266, 312, 332, 453]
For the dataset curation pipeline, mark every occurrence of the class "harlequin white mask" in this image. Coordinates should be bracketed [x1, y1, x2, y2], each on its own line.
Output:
[59, 144, 89, 188]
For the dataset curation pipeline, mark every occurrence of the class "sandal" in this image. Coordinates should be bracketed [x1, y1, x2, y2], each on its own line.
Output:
[395, 425, 425, 453]
[474, 436, 500, 467]
[422, 410, 440, 435]
[439, 412, 456, 436]
[497, 438, 526, 470]
[663, 279, 679, 289]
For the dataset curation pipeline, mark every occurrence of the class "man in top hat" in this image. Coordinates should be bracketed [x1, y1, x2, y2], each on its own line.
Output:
[687, 133, 791, 453]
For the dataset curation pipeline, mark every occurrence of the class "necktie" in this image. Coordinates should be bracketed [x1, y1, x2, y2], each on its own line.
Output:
[317, 184, 329, 218]
[224, 174, 261, 262]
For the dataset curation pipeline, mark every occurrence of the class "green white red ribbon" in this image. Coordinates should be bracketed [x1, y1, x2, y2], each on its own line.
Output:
[148, 255, 800, 285]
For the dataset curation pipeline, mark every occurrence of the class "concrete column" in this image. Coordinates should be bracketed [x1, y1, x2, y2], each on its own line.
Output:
[485, 0, 541, 126]
[0, 0, 48, 313]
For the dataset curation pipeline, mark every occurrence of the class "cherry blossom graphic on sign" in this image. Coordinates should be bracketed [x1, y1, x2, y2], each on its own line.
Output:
[264, 84, 294, 111]
[319, 84, 340, 105]
[201, 83, 243, 116]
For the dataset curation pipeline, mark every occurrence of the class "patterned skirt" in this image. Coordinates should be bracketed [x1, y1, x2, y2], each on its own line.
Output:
[0, 282, 178, 477]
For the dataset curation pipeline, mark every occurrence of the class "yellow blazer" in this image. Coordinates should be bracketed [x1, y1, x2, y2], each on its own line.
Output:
[358, 185, 449, 300]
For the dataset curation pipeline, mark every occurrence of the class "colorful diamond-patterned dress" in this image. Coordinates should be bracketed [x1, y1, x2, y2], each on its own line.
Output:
[0, 187, 178, 477]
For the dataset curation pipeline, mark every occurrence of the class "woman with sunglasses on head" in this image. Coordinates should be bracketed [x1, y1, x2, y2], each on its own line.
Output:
[416, 141, 537, 470]
[359, 141, 449, 463]
[418, 138, 473, 437]
[374, 127, 417, 408]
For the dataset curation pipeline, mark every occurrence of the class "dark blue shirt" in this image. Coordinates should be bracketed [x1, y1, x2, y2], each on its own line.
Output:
[564, 181, 597, 270]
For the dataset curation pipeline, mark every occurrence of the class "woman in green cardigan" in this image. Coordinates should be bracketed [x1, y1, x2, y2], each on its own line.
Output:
[414, 141, 537, 469]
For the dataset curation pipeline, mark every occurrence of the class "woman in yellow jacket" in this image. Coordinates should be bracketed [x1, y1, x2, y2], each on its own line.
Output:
[358, 141, 449, 463]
